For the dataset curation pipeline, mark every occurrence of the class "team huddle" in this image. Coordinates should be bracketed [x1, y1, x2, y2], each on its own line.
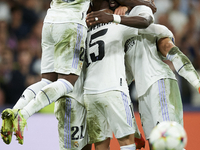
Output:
[1, 0, 200, 150]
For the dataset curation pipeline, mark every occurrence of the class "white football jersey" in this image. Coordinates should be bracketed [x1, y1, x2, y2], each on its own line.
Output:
[129, 5, 155, 22]
[139, 23, 173, 41]
[125, 6, 176, 97]
[44, 0, 90, 27]
[84, 23, 138, 96]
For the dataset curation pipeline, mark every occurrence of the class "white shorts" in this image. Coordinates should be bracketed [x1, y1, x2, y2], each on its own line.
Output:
[138, 78, 183, 139]
[54, 96, 88, 150]
[84, 91, 140, 144]
[41, 22, 87, 76]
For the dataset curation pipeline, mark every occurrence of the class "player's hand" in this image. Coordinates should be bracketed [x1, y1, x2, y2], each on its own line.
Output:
[86, 10, 113, 27]
[144, 0, 157, 13]
[101, 8, 113, 14]
[114, 6, 128, 15]
[149, 0, 157, 14]
[151, 0, 155, 5]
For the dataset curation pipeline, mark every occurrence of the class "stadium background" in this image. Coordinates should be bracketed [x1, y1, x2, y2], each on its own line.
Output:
[0, 0, 200, 149]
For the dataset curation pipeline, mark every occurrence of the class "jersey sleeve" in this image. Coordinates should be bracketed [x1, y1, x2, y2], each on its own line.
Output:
[129, 5, 155, 22]
[125, 64, 135, 85]
[138, 24, 174, 40]
[120, 24, 138, 42]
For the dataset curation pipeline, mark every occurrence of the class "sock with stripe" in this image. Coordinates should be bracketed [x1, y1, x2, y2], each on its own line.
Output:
[166, 46, 200, 93]
[120, 144, 136, 150]
[21, 79, 73, 120]
[13, 78, 52, 109]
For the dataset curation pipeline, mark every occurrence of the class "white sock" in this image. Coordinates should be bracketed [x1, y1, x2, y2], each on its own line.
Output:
[13, 78, 52, 109]
[21, 79, 73, 119]
[120, 144, 136, 150]
[167, 47, 200, 92]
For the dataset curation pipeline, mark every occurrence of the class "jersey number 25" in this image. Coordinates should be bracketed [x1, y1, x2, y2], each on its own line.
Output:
[86, 29, 108, 67]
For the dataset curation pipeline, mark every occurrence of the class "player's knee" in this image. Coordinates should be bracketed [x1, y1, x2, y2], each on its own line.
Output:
[58, 73, 79, 86]
[118, 134, 135, 146]
[42, 72, 58, 82]
[95, 138, 110, 150]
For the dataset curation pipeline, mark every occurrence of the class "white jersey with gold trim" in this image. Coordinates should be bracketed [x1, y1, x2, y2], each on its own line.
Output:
[84, 23, 138, 96]
[44, 0, 90, 27]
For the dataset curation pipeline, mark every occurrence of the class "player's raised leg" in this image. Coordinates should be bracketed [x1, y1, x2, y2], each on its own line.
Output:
[1, 74, 55, 144]
[11, 22, 87, 144]
[13, 78, 53, 109]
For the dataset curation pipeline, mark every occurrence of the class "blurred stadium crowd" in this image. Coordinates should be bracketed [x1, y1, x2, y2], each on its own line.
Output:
[0, 0, 200, 108]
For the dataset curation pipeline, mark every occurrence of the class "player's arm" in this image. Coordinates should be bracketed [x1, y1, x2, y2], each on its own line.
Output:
[138, 22, 197, 84]
[139, 22, 200, 93]
[86, 10, 152, 28]
[157, 37, 200, 93]
[116, 0, 157, 13]
[157, 37, 175, 57]
[138, 24, 173, 37]
[114, 5, 131, 15]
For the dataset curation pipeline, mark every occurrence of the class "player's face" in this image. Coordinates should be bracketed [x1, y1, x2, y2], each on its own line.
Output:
[108, 0, 119, 11]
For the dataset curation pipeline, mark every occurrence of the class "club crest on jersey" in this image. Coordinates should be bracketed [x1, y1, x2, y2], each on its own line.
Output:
[73, 141, 79, 148]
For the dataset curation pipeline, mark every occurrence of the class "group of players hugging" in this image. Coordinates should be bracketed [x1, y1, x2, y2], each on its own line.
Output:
[1, 0, 199, 150]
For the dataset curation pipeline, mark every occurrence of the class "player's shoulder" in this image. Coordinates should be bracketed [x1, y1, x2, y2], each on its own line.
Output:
[129, 5, 152, 16]
[132, 5, 152, 11]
